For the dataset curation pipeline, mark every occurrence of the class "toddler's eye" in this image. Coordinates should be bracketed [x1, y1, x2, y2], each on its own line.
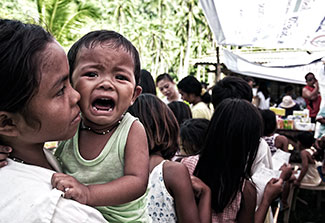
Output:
[85, 72, 97, 77]
[116, 75, 128, 81]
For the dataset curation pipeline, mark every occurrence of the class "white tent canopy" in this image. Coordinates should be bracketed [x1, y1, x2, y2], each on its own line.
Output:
[199, 0, 325, 98]
[222, 49, 324, 85]
[199, 0, 325, 50]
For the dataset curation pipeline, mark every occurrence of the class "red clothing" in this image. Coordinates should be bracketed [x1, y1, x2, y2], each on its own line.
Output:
[303, 85, 321, 118]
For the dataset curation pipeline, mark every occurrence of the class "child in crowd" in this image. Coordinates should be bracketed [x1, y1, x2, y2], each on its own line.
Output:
[52, 30, 150, 222]
[0, 19, 106, 222]
[167, 101, 192, 126]
[128, 93, 211, 223]
[177, 76, 213, 120]
[194, 98, 283, 223]
[260, 109, 289, 154]
[179, 118, 210, 175]
[156, 73, 181, 104]
[294, 132, 322, 187]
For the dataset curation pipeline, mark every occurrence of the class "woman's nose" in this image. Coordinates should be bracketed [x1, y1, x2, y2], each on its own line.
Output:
[71, 87, 81, 105]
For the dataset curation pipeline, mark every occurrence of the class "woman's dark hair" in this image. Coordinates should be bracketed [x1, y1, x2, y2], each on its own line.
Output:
[168, 101, 192, 125]
[140, 69, 156, 95]
[155, 73, 174, 86]
[177, 75, 211, 104]
[211, 76, 253, 109]
[128, 94, 179, 159]
[305, 72, 315, 80]
[0, 19, 53, 116]
[257, 81, 270, 99]
[68, 30, 141, 85]
[297, 132, 314, 148]
[194, 98, 263, 213]
[260, 109, 277, 136]
[180, 118, 209, 155]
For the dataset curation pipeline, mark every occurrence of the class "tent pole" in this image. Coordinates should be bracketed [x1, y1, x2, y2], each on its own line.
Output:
[216, 46, 221, 82]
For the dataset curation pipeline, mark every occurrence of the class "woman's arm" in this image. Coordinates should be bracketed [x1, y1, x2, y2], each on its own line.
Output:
[255, 178, 283, 223]
[237, 180, 256, 223]
[275, 135, 289, 152]
[294, 150, 309, 186]
[52, 121, 149, 206]
[164, 161, 203, 223]
[302, 81, 319, 100]
[191, 176, 211, 223]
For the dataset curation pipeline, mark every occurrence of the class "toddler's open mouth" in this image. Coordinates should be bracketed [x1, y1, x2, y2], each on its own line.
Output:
[92, 98, 115, 112]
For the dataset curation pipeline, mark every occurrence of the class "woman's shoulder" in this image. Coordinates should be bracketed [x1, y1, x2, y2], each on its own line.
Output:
[163, 160, 189, 175]
[163, 161, 191, 186]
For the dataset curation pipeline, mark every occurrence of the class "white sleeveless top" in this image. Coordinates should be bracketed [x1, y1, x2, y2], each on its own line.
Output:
[147, 160, 177, 222]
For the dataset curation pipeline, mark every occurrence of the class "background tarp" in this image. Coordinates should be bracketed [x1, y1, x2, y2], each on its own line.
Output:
[222, 49, 324, 85]
[199, 0, 325, 100]
[199, 0, 325, 50]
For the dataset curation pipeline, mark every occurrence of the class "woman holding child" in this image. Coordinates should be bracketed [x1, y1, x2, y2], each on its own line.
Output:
[0, 19, 106, 222]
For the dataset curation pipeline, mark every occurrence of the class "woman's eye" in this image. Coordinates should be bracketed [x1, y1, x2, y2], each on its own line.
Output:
[85, 72, 97, 77]
[56, 86, 66, 96]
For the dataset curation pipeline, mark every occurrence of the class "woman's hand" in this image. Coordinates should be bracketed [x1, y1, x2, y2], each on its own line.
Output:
[51, 173, 91, 205]
[191, 175, 210, 199]
[0, 146, 12, 167]
[263, 178, 283, 204]
[279, 163, 293, 181]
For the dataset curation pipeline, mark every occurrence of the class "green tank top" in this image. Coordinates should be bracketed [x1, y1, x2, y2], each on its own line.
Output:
[55, 112, 150, 222]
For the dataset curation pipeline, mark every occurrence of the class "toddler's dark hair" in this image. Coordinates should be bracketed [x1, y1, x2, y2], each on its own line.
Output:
[68, 30, 141, 85]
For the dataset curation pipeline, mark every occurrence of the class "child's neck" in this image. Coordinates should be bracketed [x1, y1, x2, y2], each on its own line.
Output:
[9, 141, 54, 170]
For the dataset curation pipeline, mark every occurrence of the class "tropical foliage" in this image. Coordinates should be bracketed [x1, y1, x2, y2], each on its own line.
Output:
[0, 0, 215, 81]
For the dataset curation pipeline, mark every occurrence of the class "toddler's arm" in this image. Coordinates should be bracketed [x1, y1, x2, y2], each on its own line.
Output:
[53, 121, 149, 206]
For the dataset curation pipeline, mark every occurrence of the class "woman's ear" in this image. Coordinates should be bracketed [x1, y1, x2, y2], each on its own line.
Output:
[0, 112, 19, 137]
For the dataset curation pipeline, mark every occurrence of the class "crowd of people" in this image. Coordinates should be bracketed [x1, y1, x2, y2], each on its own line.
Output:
[0, 18, 324, 223]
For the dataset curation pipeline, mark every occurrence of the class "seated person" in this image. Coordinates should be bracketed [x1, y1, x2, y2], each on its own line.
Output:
[279, 95, 300, 117]
[294, 132, 322, 187]
[260, 109, 289, 155]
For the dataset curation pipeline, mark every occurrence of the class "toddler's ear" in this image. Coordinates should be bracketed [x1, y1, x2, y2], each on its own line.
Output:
[0, 112, 19, 137]
[131, 86, 142, 105]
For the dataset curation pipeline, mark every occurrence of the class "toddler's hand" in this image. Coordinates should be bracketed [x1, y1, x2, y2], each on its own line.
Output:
[190, 175, 210, 199]
[51, 173, 90, 205]
[0, 146, 12, 167]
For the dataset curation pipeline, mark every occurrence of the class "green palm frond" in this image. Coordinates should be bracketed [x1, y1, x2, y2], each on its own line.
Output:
[56, 2, 101, 43]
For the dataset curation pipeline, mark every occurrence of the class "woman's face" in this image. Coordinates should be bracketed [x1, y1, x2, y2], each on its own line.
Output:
[157, 78, 177, 100]
[19, 41, 81, 143]
[178, 90, 193, 104]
